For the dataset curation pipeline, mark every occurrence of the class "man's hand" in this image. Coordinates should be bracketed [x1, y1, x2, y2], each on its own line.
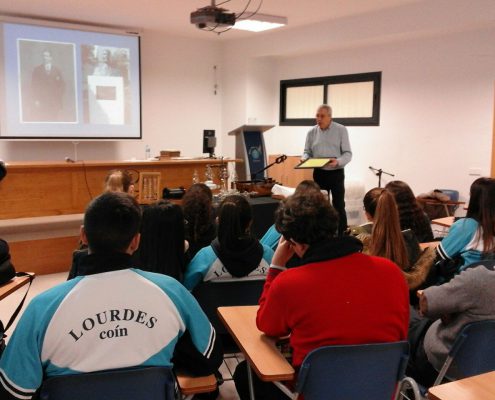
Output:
[327, 158, 338, 167]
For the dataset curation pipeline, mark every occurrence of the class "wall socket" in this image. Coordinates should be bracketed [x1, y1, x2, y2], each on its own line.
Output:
[468, 168, 482, 176]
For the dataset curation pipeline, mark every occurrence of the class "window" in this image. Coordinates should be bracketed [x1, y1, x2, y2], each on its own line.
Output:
[280, 72, 381, 126]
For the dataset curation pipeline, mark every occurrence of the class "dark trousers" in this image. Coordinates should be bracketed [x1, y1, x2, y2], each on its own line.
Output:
[233, 360, 290, 400]
[406, 307, 438, 388]
[313, 168, 347, 235]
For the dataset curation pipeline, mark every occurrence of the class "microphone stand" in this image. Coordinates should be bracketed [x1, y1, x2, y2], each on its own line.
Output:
[250, 154, 287, 181]
[369, 166, 395, 188]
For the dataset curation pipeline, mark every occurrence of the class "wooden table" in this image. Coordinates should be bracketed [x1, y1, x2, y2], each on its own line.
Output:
[0, 274, 33, 301]
[428, 371, 495, 400]
[217, 305, 295, 400]
[420, 241, 440, 250]
[432, 216, 455, 228]
[176, 373, 217, 397]
[0, 159, 239, 219]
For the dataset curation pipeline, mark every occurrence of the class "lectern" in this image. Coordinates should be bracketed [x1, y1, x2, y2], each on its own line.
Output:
[228, 125, 274, 180]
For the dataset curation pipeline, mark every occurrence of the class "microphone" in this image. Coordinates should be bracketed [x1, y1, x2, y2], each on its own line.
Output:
[65, 157, 75, 163]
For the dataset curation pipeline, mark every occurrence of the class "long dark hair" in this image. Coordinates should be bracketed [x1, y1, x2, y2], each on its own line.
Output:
[217, 195, 253, 251]
[367, 188, 409, 270]
[182, 183, 214, 243]
[466, 177, 495, 253]
[138, 200, 186, 281]
[363, 187, 384, 218]
[385, 180, 433, 242]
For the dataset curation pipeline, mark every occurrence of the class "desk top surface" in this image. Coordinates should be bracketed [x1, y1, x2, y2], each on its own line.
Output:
[175, 373, 217, 395]
[217, 305, 295, 382]
[4, 158, 239, 169]
[432, 216, 455, 227]
[428, 371, 495, 400]
[0, 274, 33, 301]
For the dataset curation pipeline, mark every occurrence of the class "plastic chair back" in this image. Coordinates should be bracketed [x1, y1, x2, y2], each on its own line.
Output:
[437, 189, 459, 202]
[39, 366, 176, 400]
[436, 320, 495, 384]
[295, 341, 409, 400]
[192, 279, 265, 336]
[462, 259, 495, 271]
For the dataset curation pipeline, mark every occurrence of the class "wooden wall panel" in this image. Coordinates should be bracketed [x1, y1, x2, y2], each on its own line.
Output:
[0, 159, 235, 219]
[9, 236, 79, 275]
[268, 154, 312, 187]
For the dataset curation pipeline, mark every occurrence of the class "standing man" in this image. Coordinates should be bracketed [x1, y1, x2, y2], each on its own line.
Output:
[30, 49, 65, 121]
[302, 104, 352, 235]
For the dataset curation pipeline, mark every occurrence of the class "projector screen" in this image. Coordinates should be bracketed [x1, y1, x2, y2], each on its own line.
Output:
[0, 21, 141, 139]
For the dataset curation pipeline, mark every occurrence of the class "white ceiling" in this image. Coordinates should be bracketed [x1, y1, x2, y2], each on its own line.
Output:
[0, 0, 425, 40]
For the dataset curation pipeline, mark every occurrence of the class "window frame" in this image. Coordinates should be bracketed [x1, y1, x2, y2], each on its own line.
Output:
[279, 71, 381, 126]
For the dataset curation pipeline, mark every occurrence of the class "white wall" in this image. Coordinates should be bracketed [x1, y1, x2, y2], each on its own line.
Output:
[267, 27, 495, 200]
[0, 30, 222, 161]
[220, 0, 495, 201]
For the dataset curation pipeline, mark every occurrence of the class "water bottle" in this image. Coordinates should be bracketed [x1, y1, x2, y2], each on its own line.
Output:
[145, 145, 151, 160]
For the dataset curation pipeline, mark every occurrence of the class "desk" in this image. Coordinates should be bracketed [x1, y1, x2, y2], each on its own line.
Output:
[218, 305, 295, 400]
[0, 159, 239, 219]
[0, 274, 33, 301]
[175, 373, 217, 396]
[217, 305, 295, 383]
[428, 371, 495, 400]
[420, 241, 440, 250]
[432, 216, 455, 228]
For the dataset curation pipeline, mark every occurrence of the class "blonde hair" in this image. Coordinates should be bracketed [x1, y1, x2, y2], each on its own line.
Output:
[104, 170, 134, 194]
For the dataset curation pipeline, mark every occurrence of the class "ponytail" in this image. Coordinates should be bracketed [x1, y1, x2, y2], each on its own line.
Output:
[369, 190, 410, 270]
[217, 195, 252, 251]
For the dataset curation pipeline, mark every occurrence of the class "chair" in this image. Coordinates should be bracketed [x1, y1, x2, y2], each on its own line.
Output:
[193, 279, 265, 379]
[39, 366, 176, 400]
[462, 259, 495, 271]
[273, 341, 409, 400]
[398, 320, 495, 399]
[192, 279, 265, 338]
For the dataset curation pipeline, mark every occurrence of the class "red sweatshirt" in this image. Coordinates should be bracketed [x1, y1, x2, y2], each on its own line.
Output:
[257, 252, 409, 368]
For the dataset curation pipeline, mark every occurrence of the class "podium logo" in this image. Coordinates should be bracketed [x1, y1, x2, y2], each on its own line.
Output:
[248, 146, 262, 160]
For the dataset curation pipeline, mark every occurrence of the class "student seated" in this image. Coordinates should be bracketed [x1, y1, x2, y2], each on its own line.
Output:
[183, 194, 273, 291]
[136, 200, 188, 282]
[260, 180, 323, 252]
[68, 169, 136, 279]
[407, 264, 495, 387]
[233, 190, 409, 400]
[357, 187, 437, 294]
[0, 192, 222, 400]
[435, 177, 495, 280]
[182, 183, 216, 260]
[385, 180, 434, 243]
[103, 169, 135, 194]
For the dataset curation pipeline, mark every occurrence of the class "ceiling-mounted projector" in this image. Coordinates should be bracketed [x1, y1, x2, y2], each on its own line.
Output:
[190, 5, 236, 29]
